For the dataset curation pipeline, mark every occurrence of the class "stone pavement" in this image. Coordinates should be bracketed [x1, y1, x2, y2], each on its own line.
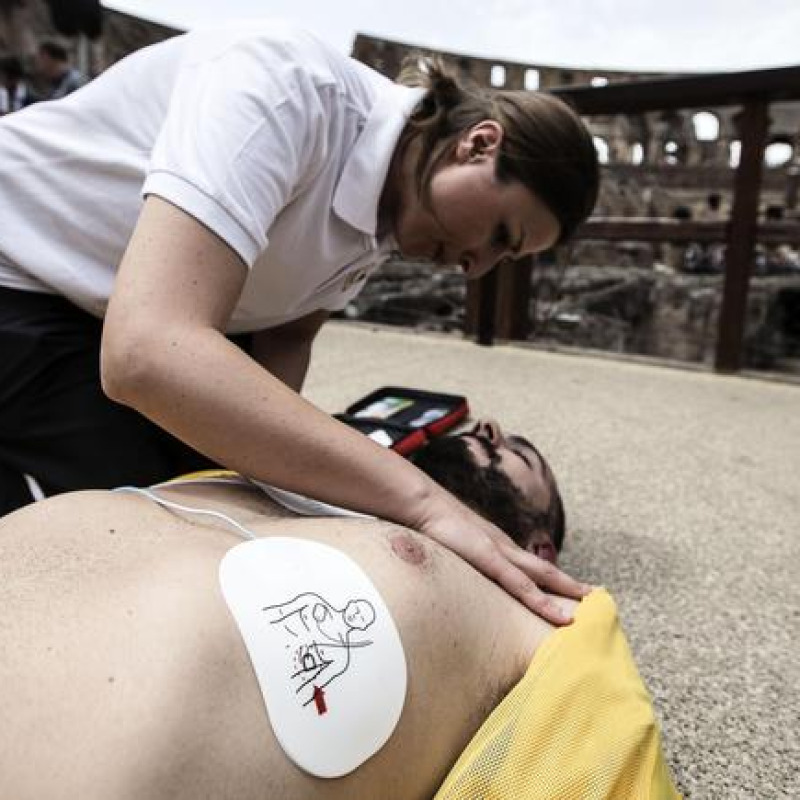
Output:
[305, 321, 800, 800]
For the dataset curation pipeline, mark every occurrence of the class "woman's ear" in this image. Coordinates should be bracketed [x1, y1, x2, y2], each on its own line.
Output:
[454, 120, 504, 163]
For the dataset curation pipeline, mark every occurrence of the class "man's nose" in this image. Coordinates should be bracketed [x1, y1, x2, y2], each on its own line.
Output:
[474, 418, 504, 445]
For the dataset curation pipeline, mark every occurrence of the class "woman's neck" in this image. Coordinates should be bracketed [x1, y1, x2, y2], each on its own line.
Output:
[377, 132, 420, 239]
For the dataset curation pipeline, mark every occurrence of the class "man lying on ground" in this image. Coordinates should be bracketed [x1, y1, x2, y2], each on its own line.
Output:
[0, 432, 678, 799]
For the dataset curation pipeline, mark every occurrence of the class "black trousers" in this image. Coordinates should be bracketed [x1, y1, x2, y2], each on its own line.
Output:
[0, 286, 247, 516]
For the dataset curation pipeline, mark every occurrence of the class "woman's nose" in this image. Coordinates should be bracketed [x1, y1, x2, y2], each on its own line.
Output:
[459, 253, 475, 274]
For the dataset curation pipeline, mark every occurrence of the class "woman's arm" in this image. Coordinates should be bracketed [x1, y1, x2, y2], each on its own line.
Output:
[102, 197, 588, 622]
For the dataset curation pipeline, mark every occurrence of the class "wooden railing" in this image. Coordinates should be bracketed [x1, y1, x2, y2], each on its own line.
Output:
[467, 65, 800, 373]
[576, 218, 800, 245]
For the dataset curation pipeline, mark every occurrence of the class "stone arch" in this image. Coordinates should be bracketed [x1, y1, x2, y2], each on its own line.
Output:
[593, 136, 610, 164]
[765, 139, 793, 168]
[692, 111, 720, 142]
[490, 64, 506, 87]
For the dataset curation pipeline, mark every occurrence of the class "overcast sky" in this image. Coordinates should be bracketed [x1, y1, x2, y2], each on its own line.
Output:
[103, 0, 800, 73]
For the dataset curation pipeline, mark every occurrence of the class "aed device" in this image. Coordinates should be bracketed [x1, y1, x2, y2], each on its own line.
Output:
[336, 387, 470, 456]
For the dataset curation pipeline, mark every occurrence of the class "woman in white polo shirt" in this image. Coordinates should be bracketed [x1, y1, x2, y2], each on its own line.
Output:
[0, 20, 597, 621]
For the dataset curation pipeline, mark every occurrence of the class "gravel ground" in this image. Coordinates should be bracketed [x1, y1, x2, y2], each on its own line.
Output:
[305, 321, 800, 800]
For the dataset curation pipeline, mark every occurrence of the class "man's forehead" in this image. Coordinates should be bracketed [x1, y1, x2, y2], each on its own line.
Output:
[460, 432, 550, 505]
[508, 434, 547, 470]
[460, 431, 544, 468]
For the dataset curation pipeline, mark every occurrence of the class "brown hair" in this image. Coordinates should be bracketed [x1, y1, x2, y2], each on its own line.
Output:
[397, 55, 599, 244]
[411, 435, 566, 553]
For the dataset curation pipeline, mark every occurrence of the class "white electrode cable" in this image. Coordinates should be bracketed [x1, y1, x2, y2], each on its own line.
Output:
[114, 486, 257, 540]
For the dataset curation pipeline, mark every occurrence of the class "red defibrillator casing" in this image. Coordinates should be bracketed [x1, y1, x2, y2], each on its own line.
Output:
[336, 386, 470, 456]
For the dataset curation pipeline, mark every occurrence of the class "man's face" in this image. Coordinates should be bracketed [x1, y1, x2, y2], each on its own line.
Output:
[391, 122, 560, 280]
[459, 419, 551, 513]
[459, 419, 559, 562]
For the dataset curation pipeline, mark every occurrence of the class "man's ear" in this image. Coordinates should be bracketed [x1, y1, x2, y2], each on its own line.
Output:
[530, 537, 558, 565]
[454, 120, 504, 163]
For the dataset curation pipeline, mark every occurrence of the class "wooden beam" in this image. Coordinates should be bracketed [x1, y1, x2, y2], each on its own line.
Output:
[574, 218, 800, 244]
[465, 257, 535, 344]
[552, 65, 800, 114]
[495, 256, 534, 340]
[465, 278, 479, 337]
[473, 269, 498, 346]
[577, 218, 727, 243]
[715, 101, 770, 373]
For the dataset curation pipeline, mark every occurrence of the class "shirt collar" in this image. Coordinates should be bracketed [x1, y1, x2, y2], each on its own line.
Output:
[333, 83, 425, 237]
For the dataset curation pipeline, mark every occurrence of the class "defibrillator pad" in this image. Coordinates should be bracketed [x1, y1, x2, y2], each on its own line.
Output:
[219, 537, 407, 778]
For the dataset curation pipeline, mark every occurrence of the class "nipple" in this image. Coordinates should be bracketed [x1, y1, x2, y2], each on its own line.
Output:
[389, 531, 427, 567]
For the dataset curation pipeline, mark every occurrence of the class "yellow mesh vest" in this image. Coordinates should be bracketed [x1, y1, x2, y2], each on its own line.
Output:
[162, 469, 241, 483]
[435, 589, 681, 800]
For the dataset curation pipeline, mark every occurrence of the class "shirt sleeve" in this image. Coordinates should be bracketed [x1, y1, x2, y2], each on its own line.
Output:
[143, 34, 329, 267]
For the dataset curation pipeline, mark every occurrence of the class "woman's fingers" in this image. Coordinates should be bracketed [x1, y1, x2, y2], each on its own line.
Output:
[498, 536, 592, 602]
[475, 540, 586, 625]
[414, 493, 590, 624]
[433, 522, 589, 625]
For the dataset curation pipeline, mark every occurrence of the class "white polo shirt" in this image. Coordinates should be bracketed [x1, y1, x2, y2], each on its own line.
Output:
[0, 20, 423, 331]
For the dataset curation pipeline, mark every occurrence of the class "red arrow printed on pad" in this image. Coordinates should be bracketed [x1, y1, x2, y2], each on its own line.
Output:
[312, 685, 327, 715]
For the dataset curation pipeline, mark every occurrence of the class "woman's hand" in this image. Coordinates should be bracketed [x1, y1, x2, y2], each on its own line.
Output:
[412, 489, 591, 625]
